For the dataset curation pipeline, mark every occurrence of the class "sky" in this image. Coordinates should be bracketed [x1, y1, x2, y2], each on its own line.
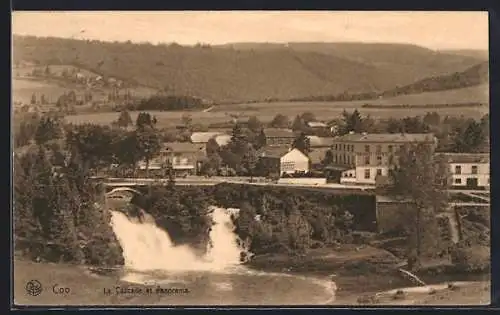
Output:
[12, 11, 489, 50]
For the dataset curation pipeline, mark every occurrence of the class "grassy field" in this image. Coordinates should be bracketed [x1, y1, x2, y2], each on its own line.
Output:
[12, 77, 158, 105]
[63, 102, 488, 129]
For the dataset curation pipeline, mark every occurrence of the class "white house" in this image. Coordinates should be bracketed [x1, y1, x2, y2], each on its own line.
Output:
[258, 146, 309, 175]
[438, 153, 490, 189]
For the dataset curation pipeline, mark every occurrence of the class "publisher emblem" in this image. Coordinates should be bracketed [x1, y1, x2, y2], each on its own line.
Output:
[25, 280, 42, 296]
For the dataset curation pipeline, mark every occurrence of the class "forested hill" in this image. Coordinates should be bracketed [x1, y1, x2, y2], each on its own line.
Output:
[13, 36, 484, 102]
[380, 61, 488, 98]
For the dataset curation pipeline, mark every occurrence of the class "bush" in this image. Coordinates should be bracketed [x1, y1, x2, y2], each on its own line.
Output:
[357, 294, 379, 304]
[450, 244, 490, 272]
[393, 289, 407, 300]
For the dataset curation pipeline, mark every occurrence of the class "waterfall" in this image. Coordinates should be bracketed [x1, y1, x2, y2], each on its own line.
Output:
[109, 206, 249, 273]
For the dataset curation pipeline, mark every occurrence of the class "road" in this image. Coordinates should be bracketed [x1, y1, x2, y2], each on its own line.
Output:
[102, 176, 375, 191]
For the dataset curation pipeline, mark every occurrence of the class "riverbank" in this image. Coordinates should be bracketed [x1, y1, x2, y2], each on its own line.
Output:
[245, 245, 491, 305]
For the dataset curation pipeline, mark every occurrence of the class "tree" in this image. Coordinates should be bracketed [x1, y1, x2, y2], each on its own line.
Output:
[292, 132, 311, 155]
[300, 112, 316, 123]
[247, 116, 262, 133]
[269, 114, 290, 129]
[34, 116, 61, 145]
[31, 93, 37, 105]
[200, 154, 222, 177]
[181, 114, 193, 130]
[255, 129, 267, 150]
[388, 143, 450, 270]
[112, 131, 142, 171]
[136, 112, 155, 130]
[228, 123, 248, 156]
[423, 112, 441, 126]
[292, 115, 307, 132]
[452, 120, 487, 153]
[40, 94, 48, 105]
[65, 124, 117, 170]
[341, 109, 364, 134]
[135, 127, 161, 178]
[116, 110, 133, 128]
[242, 146, 259, 182]
[67, 91, 77, 105]
[322, 150, 334, 166]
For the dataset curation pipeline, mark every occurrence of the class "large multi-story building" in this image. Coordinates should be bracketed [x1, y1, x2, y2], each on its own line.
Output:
[438, 153, 490, 189]
[329, 132, 437, 185]
[263, 128, 296, 146]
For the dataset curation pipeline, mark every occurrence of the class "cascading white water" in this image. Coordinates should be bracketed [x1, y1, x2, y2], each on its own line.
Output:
[109, 206, 248, 273]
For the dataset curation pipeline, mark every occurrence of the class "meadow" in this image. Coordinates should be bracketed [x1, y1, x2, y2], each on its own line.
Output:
[12, 71, 158, 105]
[63, 104, 488, 129]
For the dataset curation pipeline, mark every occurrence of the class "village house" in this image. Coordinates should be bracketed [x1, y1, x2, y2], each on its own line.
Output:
[327, 132, 437, 185]
[159, 142, 206, 177]
[263, 128, 296, 146]
[258, 146, 309, 176]
[438, 153, 490, 189]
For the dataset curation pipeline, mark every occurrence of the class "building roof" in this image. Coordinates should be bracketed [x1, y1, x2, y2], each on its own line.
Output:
[307, 121, 328, 128]
[264, 128, 296, 138]
[376, 195, 414, 203]
[307, 136, 335, 148]
[308, 148, 330, 164]
[334, 132, 436, 143]
[258, 146, 292, 158]
[162, 142, 205, 153]
[190, 132, 225, 143]
[437, 152, 490, 164]
[213, 134, 232, 146]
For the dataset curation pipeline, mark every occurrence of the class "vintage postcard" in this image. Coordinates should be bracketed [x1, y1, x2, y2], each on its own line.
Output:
[11, 11, 490, 307]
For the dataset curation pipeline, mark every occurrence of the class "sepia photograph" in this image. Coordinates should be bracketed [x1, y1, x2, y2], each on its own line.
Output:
[11, 11, 490, 307]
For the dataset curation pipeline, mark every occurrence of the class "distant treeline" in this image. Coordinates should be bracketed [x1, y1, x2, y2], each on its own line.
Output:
[361, 103, 487, 109]
[126, 95, 207, 111]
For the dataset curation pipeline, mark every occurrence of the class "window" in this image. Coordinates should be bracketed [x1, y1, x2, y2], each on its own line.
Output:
[471, 165, 478, 175]
[281, 161, 295, 172]
[365, 145, 370, 153]
[376, 169, 382, 176]
[376, 145, 382, 153]
[455, 165, 462, 175]
[388, 145, 393, 153]
[364, 156, 370, 165]
[376, 155, 382, 165]
[334, 155, 338, 163]
[454, 178, 462, 184]
[364, 169, 370, 179]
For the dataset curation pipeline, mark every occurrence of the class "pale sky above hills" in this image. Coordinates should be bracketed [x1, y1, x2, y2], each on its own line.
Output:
[12, 11, 488, 50]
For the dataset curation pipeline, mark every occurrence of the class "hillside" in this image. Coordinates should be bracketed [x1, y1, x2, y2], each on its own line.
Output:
[381, 62, 489, 98]
[13, 36, 484, 103]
